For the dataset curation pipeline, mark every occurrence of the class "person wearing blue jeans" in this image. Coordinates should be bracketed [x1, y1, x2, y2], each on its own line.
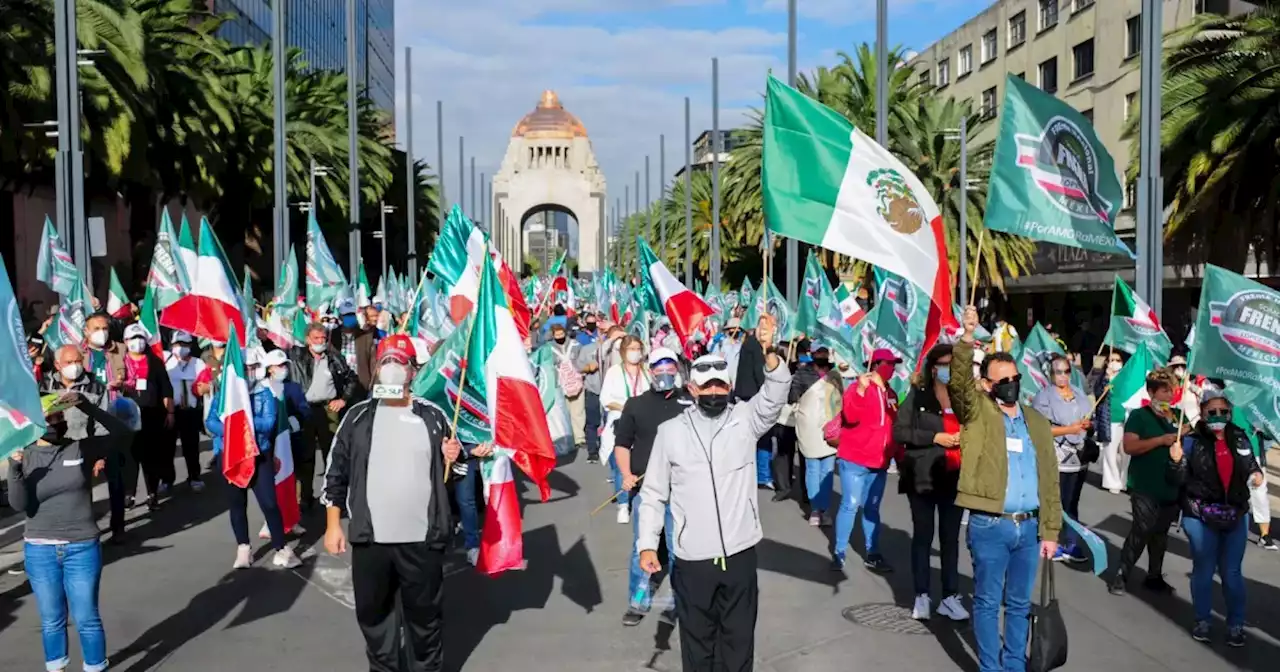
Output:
[608, 451, 630, 510]
[967, 514, 1040, 671]
[832, 460, 888, 569]
[628, 491, 676, 615]
[25, 540, 108, 672]
[804, 456, 836, 522]
[1182, 515, 1248, 635]
[454, 445, 486, 567]
[756, 431, 776, 489]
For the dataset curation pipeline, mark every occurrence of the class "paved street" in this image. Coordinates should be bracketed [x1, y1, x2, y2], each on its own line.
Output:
[1, 444, 1278, 672]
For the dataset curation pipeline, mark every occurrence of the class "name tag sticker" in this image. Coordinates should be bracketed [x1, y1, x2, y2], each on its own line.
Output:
[63, 458, 84, 467]
[1006, 438, 1024, 454]
[372, 384, 403, 399]
[135, 378, 147, 391]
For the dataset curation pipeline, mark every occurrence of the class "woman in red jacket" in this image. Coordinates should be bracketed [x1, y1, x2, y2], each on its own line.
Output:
[831, 348, 901, 572]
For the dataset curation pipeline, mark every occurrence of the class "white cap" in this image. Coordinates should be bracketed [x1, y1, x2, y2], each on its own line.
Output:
[649, 347, 679, 366]
[689, 354, 732, 386]
[244, 346, 266, 367]
[171, 330, 193, 344]
[263, 349, 288, 368]
[123, 323, 148, 341]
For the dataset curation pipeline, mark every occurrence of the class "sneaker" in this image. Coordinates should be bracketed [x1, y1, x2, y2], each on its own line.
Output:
[1107, 579, 1127, 596]
[258, 524, 272, 540]
[1062, 545, 1088, 564]
[586, 457, 600, 465]
[1191, 621, 1211, 643]
[1226, 626, 1246, 648]
[937, 594, 970, 621]
[820, 511, 834, 528]
[759, 481, 776, 491]
[1051, 547, 1069, 562]
[6, 567, 23, 576]
[124, 496, 137, 510]
[189, 479, 205, 493]
[771, 490, 790, 502]
[808, 511, 822, 527]
[233, 544, 252, 569]
[606, 476, 615, 484]
[616, 503, 630, 525]
[621, 609, 646, 627]
[887, 462, 899, 475]
[146, 494, 162, 511]
[863, 554, 894, 574]
[272, 547, 302, 569]
[911, 594, 931, 621]
[830, 554, 846, 571]
[466, 548, 479, 567]
[1259, 535, 1279, 551]
[289, 524, 306, 536]
[1142, 575, 1175, 594]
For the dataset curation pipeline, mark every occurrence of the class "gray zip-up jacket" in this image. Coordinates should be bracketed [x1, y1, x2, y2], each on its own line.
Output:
[637, 362, 792, 562]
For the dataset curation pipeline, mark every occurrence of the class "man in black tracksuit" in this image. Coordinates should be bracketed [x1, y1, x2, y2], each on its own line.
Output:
[614, 347, 694, 626]
[290, 323, 362, 509]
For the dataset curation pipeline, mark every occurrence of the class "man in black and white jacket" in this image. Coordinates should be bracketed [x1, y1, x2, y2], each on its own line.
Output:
[322, 334, 461, 672]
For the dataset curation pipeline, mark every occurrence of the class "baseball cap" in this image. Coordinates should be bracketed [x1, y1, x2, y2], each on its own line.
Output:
[689, 354, 732, 386]
[244, 346, 265, 367]
[123, 323, 148, 341]
[1199, 384, 1227, 405]
[870, 348, 902, 365]
[375, 334, 417, 364]
[649, 347, 679, 366]
[171, 330, 193, 344]
[725, 317, 742, 330]
[1169, 355, 1188, 367]
[263, 349, 288, 368]
[337, 297, 357, 316]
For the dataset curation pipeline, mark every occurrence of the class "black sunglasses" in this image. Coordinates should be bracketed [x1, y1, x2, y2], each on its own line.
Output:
[1205, 409, 1231, 419]
[990, 373, 1022, 386]
[692, 360, 729, 373]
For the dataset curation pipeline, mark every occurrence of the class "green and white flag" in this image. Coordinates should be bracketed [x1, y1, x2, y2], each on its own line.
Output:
[986, 75, 1132, 258]
[1103, 276, 1172, 363]
[795, 251, 825, 337]
[1110, 344, 1155, 420]
[36, 216, 79, 296]
[874, 268, 928, 366]
[1015, 323, 1065, 402]
[1225, 383, 1280, 442]
[1189, 264, 1280, 396]
[147, 209, 190, 310]
[743, 278, 796, 341]
[305, 212, 347, 310]
[739, 277, 754, 310]
[45, 272, 91, 351]
[0, 252, 46, 459]
[354, 262, 371, 308]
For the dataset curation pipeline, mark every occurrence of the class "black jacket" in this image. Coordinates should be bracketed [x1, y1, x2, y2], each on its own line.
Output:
[1168, 421, 1261, 520]
[733, 333, 767, 402]
[321, 398, 454, 546]
[789, 364, 824, 405]
[892, 385, 959, 499]
[615, 388, 694, 496]
[287, 344, 361, 406]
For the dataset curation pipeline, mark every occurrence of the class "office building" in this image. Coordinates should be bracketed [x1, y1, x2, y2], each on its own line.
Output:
[674, 129, 741, 178]
[208, 1, 395, 119]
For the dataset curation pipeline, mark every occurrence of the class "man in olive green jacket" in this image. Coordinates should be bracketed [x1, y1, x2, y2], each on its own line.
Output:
[948, 306, 1061, 672]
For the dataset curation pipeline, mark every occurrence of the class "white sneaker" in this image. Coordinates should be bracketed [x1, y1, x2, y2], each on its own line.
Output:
[937, 594, 970, 621]
[911, 594, 931, 621]
[466, 548, 480, 567]
[616, 503, 631, 524]
[289, 524, 306, 536]
[233, 544, 252, 569]
[258, 523, 271, 540]
[272, 547, 302, 569]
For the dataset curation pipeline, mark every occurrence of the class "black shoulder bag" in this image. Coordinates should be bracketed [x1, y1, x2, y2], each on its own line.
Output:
[1029, 559, 1068, 672]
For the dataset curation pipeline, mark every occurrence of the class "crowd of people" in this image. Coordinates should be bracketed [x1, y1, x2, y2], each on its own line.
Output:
[7, 280, 1280, 672]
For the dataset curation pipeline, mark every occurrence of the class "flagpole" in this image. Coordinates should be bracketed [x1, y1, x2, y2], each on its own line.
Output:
[785, 0, 798, 306]
[969, 227, 985, 306]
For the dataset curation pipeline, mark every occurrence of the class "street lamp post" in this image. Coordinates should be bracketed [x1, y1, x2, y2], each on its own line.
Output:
[645, 155, 652, 243]
[470, 156, 476, 219]
[310, 159, 332, 216]
[875, 0, 888, 148]
[346, 0, 360, 278]
[272, 0, 288, 287]
[404, 47, 417, 278]
[1136, 0, 1164, 316]
[377, 203, 396, 280]
[659, 134, 666, 263]
[944, 119, 971, 303]
[54, 0, 90, 286]
[785, 0, 798, 305]
[436, 101, 445, 218]
[684, 97, 692, 287]
[712, 57, 722, 288]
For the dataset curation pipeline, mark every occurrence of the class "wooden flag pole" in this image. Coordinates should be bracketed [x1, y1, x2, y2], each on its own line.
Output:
[591, 475, 645, 516]
[969, 227, 986, 307]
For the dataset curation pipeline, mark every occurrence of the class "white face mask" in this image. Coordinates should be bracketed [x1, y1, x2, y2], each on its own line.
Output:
[88, 330, 108, 347]
[251, 367, 266, 380]
[127, 338, 146, 353]
[625, 350, 643, 365]
[271, 367, 288, 382]
[60, 363, 83, 380]
[1107, 362, 1122, 375]
[172, 346, 190, 359]
[379, 363, 409, 386]
[309, 342, 327, 354]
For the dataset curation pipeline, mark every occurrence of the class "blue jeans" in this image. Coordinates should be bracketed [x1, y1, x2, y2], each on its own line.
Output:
[24, 540, 108, 672]
[833, 460, 887, 559]
[628, 491, 676, 611]
[1182, 514, 1249, 628]
[454, 458, 481, 550]
[756, 432, 774, 485]
[608, 452, 629, 506]
[805, 456, 836, 512]
[967, 513, 1040, 672]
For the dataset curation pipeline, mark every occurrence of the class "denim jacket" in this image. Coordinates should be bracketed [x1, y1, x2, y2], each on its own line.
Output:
[205, 383, 279, 455]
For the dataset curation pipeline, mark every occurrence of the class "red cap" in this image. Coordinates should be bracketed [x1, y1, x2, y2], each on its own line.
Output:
[375, 334, 417, 364]
[870, 348, 903, 365]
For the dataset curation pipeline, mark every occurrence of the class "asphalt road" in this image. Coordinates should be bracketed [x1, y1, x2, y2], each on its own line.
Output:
[1, 443, 1278, 671]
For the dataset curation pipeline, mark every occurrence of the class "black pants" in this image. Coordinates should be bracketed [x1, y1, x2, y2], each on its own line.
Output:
[297, 402, 336, 505]
[672, 546, 758, 672]
[584, 390, 601, 459]
[907, 492, 962, 596]
[126, 407, 169, 499]
[227, 452, 285, 549]
[174, 407, 203, 483]
[1112, 492, 1179, 585]
[1058, 470, 1087, 546]
[770, 426, 802, 500]
[352, 541, 445, 672]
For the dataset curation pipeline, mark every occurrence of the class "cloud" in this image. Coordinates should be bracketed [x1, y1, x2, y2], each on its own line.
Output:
[394, 1, 783, 234]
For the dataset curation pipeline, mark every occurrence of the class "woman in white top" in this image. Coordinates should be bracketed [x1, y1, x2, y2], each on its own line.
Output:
[599, 335, 649, 524]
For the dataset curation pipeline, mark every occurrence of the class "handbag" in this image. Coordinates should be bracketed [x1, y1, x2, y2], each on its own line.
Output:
[1029, 560, 1069, 672]
[1077, 436, 1100, 464]
[823, 414, 842, 447]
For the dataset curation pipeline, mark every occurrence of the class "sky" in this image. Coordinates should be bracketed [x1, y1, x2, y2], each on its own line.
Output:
[393, 0, 992, 238]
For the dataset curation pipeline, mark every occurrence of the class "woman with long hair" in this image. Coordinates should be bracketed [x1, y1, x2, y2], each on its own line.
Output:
[893, 344, 968, 621]
[1032, 353, 1093, 563]
[599, 335, 650, 524]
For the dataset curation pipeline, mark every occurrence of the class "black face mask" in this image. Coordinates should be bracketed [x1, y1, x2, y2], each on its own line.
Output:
[42, 419, 69, 443]
[989, 379, 1021, 406]
[554, 336, 566, 344]
[585, 323, 597, 333]
[696, 393, 730, 417]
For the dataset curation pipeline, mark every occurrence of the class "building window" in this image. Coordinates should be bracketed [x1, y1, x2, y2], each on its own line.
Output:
[981, 87, 998, 120]
[1009, 11, 1026, 48]
[1073, 39, 1094, 79]
[1124, 181, 1137, 209]
[1039, 57, 1058, 93]
[1081, 108, 1094, 123]
[1195, 0, 1227, 15]
[959, 45, 973, 76]
[1126, 15, 1141, 58]
[937, 58, 950, 87]
[981, 29, 998, 63]
[1039, 0, 1058, 32]
[1125, 92, 1137, 121]
[1074, 0, 1095, 12]
[919, 69, 931, 87]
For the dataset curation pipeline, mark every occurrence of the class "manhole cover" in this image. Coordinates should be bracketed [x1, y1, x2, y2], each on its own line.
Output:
[841, 603, 932, 635]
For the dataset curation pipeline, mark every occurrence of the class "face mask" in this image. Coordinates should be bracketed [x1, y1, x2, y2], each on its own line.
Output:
[585, 323, 597, 333]
[989, 379, 1020, 406]
[60, 363, 83, 381]
[172, 346, 190, 359]
[1153, 400, 1172, 414]
[874, 363, 896, 381]
[323, 322, 337, 332]
[799, 354, 813, 364]
[271, 367, 288, 382]
[379, 363, 409, 386]
[1206, 418, 1228, 432]
[934, 366, 951, 385]
[696, 392, 730, 417]
[127, 338, 146, 353]
[554, 336, 567, 344]
[88, 330, 108, 348]
[652, 372, 678, 392]
[626, 350, 643, 365]
[342, 314, 358, 330]
[1107, 362, 1122, 375]
[309, 342, 327, 354]
[42, 419, 68, 443]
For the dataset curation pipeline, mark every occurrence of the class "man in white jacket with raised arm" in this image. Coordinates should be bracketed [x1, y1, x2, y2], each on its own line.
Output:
[637, 314, 791, 672]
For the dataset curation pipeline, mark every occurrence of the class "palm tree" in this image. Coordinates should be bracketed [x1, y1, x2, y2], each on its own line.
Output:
[648, 170, 751, 288]
[1131, 8, 1280, 272]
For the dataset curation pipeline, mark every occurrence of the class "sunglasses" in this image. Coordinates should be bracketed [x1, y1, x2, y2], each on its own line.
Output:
[1205, 409, 1231, 419]
[990, 373, 1022, 386]
[1052, 368, 1071, 375]
[692, 360, 729, 374]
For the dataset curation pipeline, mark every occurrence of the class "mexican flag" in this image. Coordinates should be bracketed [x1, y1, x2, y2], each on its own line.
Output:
[148, 209, 191, 310]
[0, 253, 46, 459]
[985, 75, 1132, 258]
[429, 205, 486, 325]
[490, 249, 532, 341]
[177, 214, 199, 286]
[1190, 264, 1280, 397]
[478, 453, 524, 575]
[160, 217, 245, 345]
[269, 383, 300, 532]
[305, 212, 348, 311]
[136, 285, 165, 359]
[214, 327, 258, 488]
[546, 252, 576, 317]
[105, 268, 133, 319]
[1110, 344, 1155, 420]
[761, 74, 956, 354]
[36, 216, 79, 296]
[354, 262, 371, 308]
[834, 283, 866, 328]
[1103, 277, 1172, 363]
[637, 238, 713, 346]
